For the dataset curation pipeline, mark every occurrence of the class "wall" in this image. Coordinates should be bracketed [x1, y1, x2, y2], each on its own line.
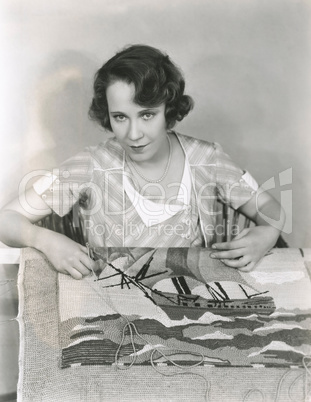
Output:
[0, 0, 310, 247]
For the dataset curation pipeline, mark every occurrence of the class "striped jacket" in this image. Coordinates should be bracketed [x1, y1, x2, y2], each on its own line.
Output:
[35, 133, 257, 247]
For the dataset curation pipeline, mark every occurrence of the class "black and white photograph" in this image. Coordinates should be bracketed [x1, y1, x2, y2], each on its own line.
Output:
[0, 1, 310, 401]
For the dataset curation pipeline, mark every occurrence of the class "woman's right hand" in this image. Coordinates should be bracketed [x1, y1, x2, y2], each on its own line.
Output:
[0, 188, 96, 280]
[40, 231, 96, 280]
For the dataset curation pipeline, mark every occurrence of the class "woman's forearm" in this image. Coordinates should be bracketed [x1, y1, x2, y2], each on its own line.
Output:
[0, 209, 51, 252]
[254, 197, 286, 237]
[0, 209, 95, 279]
[252, 196, 286, 250]
[239, 191, 286, 232]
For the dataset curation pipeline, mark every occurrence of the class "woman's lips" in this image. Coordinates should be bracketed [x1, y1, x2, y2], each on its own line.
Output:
[130, 143, 149, 152]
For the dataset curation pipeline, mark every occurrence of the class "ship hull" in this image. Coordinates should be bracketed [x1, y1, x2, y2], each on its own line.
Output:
[152, 293, 276, 319]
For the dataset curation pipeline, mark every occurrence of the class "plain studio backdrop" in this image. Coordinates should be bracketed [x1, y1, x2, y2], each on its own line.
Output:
[0, 0, 310, 247]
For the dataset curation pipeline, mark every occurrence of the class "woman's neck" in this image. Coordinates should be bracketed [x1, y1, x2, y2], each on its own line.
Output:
[126, 132, 186, 200]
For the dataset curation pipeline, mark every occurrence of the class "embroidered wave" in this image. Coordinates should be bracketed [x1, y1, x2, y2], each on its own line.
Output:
[60, 309, 311, 368]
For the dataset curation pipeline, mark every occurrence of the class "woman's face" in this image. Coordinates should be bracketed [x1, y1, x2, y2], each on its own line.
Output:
[106, 80, 168, 164]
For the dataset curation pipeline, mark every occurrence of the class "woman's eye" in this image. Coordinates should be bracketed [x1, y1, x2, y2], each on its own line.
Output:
[142, 113, 154, 121]
[113, 115, 126, 122]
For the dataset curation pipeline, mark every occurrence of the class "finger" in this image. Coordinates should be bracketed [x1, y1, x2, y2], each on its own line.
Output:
[78, 253, 96, 272]
[232, 228, 250, 241]
[239, 257, 263, 272]
[221, 255, 250, 269]
[238, 261, 256, 273]
[212, 238, 246, 251]
[210, 248, 245, 260]
[81, 257, 98, 277]
[78, 244, 89, 254]
[64, 254, 91, 277]
[65, 266, 84, 280]
[73, 258, 93, 276]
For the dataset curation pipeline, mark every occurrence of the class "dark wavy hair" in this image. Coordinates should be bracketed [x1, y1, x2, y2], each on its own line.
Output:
[89, 44, 194, 130]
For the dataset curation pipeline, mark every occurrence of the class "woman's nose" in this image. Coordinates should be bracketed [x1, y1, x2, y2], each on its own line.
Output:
[127, 121, 143, 141]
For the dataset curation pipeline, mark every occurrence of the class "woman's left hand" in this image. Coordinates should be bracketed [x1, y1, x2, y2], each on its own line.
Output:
[210, 225, 280, 272]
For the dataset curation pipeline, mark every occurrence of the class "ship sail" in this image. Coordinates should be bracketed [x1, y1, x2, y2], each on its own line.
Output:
[166, 248, 255, 290]
[90, 247, 274, 316]
[92, 247, 258, 291]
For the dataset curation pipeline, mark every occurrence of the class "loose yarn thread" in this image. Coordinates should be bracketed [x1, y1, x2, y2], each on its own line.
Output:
[84, 267, 211, 402]
[114, 321, 211, 402]
[243, 388, 265, 402]
[67, 250, 311, 401]
[242, 357, 311, 402]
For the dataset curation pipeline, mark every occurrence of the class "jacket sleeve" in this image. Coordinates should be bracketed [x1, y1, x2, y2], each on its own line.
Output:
[33, 149, 94, 217]
[214, 142, 259, 210]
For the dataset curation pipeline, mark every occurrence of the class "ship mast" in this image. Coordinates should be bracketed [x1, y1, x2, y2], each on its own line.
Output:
[134, 249, 156, 281]
[171, 277, 191, 294]
[205, 283, 228, 301]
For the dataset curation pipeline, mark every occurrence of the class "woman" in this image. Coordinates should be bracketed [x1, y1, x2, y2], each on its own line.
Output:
[0, 44, 285, 278]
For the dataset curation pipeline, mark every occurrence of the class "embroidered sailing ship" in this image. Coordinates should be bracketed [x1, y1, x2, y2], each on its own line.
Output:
[91, 247, 276, 319]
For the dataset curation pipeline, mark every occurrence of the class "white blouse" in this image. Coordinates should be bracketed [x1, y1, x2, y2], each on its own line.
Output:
[123, 160, 192, 227]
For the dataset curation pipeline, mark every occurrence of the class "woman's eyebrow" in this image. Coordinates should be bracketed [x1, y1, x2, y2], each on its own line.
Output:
[138, 108, 158, 114]
[109, 110, 126, 115]
[109, 107, 159, 115]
